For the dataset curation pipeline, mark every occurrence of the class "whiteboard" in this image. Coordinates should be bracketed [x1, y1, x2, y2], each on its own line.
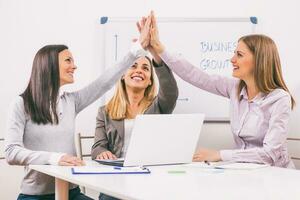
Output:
[100, 17, 257, 121]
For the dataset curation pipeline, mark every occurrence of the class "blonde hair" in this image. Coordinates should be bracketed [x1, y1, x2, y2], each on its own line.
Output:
[105, 56, 158, 120]
[237, 34, 295, 109]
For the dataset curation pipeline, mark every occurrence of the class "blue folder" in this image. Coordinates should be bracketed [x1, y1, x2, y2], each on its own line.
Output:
[71, 166, 151, 175]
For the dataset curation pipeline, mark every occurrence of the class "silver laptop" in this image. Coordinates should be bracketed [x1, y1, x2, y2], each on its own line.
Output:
[96, 114, 204, 167]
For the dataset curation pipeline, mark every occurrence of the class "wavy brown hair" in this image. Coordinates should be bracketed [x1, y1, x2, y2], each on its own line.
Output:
[238, 34, 295, 109]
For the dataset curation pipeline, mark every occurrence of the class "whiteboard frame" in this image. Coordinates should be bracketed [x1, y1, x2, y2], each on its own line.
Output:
[99, 17, 258, 123]
[100, 16, 257, 24]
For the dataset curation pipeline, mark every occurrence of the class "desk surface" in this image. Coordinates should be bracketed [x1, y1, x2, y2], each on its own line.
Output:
[30, 162, 300, 200]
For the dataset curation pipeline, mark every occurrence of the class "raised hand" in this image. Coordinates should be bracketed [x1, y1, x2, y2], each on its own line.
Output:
[136, 11, 162, 64]
[136, 16, 147, 34]
[138, 15, 152, 49]
[149, 11, 165, 54]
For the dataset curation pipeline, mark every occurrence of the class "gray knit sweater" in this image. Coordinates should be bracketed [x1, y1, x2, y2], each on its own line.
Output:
[5, 44, 146, 195]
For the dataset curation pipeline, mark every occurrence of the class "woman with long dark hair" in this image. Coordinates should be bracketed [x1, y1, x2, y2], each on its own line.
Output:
[5, 16, 152, 200]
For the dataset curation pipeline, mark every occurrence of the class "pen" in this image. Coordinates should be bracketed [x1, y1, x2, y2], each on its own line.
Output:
[114, 167, 122, 170]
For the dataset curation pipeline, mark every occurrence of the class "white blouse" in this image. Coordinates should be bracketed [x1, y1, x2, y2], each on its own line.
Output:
[120, 119, 135, 157]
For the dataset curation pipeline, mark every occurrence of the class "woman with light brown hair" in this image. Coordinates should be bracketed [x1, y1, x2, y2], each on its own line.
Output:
[149, 12, 295, 168]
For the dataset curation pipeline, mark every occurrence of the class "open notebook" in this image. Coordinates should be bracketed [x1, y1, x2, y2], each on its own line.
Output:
[213, 162, 269, 170]
[186, 162, 269, 170]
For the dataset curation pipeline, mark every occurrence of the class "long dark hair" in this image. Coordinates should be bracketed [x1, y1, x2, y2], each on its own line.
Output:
[21, 45, 68, 124]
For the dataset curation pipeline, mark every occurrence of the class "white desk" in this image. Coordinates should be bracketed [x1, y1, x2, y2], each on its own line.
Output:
[29, 162, 300, 200]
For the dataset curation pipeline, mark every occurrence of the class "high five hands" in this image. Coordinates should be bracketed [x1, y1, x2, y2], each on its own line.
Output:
[136, 11, 165, 54]
[136, 12, 222, 163]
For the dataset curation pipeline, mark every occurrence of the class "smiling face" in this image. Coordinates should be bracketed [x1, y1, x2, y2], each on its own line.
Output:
[123, 57, 152, 92]
[231, 41, 255, 81]
[59, 49, 77, 86]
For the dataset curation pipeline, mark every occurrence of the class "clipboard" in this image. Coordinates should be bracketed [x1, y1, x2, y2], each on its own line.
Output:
[71, 166, 151, 175]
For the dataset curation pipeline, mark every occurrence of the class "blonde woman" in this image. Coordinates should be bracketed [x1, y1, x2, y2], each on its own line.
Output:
[91, 54, 178, 160]
[91, 13, 178, 164]
[149, 12, 295, 168]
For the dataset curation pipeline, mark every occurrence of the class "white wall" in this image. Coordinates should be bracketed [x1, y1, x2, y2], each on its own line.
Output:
[1, 0, 300, 198]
